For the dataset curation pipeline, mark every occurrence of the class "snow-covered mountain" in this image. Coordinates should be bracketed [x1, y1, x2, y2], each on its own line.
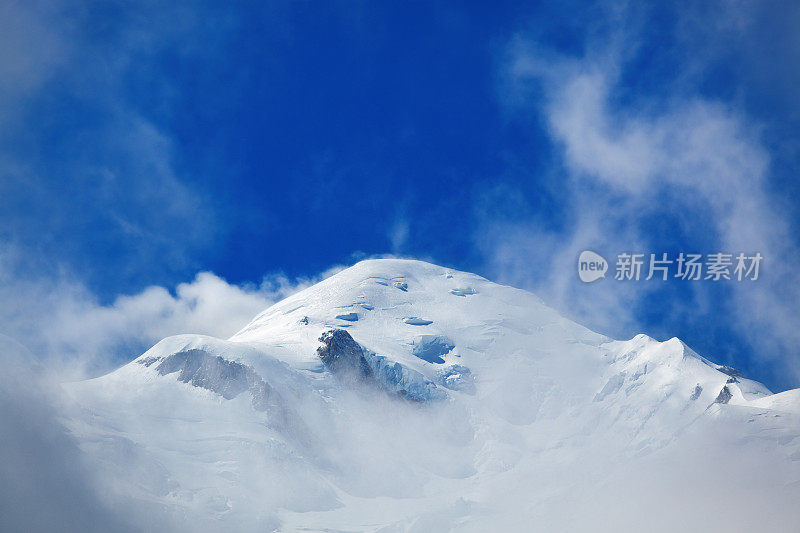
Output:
[62, 259, 800, 531]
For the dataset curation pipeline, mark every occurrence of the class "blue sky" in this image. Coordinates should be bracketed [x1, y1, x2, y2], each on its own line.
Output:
[1, 1, 799, 390]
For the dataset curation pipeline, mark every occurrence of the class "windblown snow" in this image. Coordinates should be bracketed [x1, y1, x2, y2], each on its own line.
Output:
[61, 259, 800, 532]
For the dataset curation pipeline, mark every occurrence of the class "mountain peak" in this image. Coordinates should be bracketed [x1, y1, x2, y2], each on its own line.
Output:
[62, 259, 800, 531]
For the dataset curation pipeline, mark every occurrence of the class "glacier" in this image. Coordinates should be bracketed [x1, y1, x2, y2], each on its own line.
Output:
[54, 258, 800, 532]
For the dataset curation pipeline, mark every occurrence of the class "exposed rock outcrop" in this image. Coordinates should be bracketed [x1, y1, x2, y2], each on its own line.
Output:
[317, 329, 445, 402]
[317, 329, 373, 380]
[714, 385, 733, 404]
[139, 349, 281, 412]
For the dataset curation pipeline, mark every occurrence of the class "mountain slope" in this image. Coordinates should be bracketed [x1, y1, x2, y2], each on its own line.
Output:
[62, 259, 800, 532]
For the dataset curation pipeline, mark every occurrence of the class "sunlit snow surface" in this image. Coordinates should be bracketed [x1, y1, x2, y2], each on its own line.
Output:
[63, 259, 800, 531]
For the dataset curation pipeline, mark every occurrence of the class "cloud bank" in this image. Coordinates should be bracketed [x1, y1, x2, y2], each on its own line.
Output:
[0, 335, 137, 532]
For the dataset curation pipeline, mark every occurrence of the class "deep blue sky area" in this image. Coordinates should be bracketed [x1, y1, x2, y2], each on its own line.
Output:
[12, 0, 586, 294]
[163, 1, 538, 284]
[1, 1, 799, 390]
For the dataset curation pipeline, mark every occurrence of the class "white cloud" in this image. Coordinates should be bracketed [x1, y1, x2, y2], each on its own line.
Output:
[0, 334, 140, 532]
[485, 6, 800, 386]
[0, 254, 342, 379]
[389, 217, 410, 253]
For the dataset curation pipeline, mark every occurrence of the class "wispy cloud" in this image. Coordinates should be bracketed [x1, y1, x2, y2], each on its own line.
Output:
[0, 1, 236, 289]
[482, 2, 800, 388]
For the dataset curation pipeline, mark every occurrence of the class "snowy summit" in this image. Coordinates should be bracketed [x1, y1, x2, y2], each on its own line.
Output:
[63, 259, 800, 531]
